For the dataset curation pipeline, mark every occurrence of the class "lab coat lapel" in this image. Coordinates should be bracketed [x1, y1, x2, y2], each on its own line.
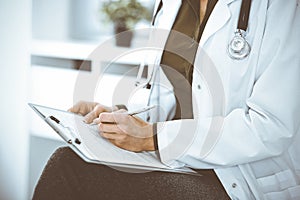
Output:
[200, 0, 238, 46]
[160, 0, 182, 30]
[146, 0, 182, 92]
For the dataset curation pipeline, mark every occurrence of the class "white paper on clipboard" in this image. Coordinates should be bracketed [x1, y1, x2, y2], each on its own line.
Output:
[29, 103, 198, 174]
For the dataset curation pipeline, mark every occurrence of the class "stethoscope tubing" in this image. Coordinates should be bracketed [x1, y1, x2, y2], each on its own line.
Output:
[228, 0, 252, 60]
[237, 0, 252, 32]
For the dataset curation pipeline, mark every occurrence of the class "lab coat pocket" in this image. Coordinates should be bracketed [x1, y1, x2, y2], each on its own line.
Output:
[257, 169, 298, 195]
[264, 185, 300, 200]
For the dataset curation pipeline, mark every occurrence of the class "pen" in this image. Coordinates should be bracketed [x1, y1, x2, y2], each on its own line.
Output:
[89, 105, 156, 125]
[127, 105, 156, 116]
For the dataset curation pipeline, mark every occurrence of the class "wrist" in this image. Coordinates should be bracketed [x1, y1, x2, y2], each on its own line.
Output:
[144, 124, 156, 151]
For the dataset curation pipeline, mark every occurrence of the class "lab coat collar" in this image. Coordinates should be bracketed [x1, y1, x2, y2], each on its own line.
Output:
[161, 0, 181, 8]
[200, 0, 239, 46]
[158, 0, 182, 29]
[160, 0, 238, 6]
[158, 0, 239, 47]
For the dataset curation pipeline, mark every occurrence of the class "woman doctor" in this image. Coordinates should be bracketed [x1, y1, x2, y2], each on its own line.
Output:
[33, 0, 300, 199]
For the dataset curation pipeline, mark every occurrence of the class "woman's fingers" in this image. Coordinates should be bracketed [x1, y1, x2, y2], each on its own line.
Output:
[68, 101, 119, 124]
[84, 105, 104, 123]
[99, 123, 122, 134]
[99, 111, 152, 138]
[99, 110, 127, 124]
[84, 104, 114, 124]
[100, 132, 124, 140]
[68, 101, 97, 116]
[96, 110, 155, 152]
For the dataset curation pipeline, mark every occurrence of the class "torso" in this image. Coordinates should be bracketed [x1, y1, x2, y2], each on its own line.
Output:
[200, 0, 209, 24]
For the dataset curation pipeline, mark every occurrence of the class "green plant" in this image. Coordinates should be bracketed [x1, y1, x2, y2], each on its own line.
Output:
[101, 0, 152, 30]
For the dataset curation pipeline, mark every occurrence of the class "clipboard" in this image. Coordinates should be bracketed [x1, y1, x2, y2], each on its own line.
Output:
[29, 103, 198, 174]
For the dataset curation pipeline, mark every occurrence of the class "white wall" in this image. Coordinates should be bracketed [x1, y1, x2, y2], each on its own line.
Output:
[32, 0, 104, 41]
[0, 0, 31, 199]
[32, 0, 70, 40]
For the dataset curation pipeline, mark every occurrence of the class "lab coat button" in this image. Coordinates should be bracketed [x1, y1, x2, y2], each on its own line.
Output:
[197, 84, 201, 90]
[232, 183, 237, 188]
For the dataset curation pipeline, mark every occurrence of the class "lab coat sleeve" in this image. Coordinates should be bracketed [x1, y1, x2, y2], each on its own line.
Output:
[156, 0, 300, 168]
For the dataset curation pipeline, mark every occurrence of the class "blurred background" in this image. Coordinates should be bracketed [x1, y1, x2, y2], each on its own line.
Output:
[0, 0, 154, 199]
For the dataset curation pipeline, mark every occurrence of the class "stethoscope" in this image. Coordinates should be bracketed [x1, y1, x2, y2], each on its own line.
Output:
[135, 0, 252, 87]
[228, 0, 252, 60]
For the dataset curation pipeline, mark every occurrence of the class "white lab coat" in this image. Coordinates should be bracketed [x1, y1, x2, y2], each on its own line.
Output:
[146, 0, 300, 199]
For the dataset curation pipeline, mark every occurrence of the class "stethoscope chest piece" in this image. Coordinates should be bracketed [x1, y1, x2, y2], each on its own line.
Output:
[228, 30, 251, 60]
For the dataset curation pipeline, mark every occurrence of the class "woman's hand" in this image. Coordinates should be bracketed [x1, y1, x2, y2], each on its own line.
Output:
[97, 110, 155, 152]
[68, 101, 118, 123]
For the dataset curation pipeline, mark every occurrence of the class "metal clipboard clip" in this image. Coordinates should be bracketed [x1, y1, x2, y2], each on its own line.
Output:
[45, 115, 81, 145]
